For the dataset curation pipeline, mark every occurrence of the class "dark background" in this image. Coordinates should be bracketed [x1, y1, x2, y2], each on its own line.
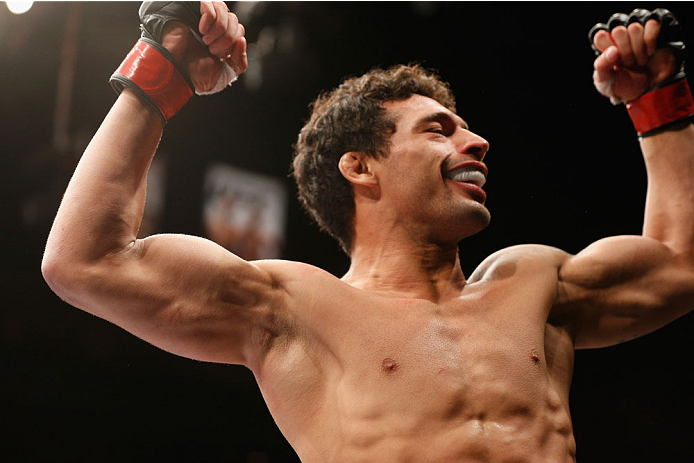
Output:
[2, 2, 693, 462]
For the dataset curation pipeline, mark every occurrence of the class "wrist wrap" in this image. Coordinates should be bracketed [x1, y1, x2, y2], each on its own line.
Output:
[110, 37, 194, 125]
[627, 74, 694, 137]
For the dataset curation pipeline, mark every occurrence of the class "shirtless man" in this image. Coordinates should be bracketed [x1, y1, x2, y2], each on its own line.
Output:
[42, 2, 694, 461]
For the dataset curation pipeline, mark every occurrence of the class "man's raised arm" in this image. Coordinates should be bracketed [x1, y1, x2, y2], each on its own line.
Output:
[40, 2, 281, 366]
[554, 9, 694, 348]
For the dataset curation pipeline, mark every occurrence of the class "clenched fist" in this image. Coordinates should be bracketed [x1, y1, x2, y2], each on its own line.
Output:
[590, 9, 682, 104]
[161, 1, 248, 94]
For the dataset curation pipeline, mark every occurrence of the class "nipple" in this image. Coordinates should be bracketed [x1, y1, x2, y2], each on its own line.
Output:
[381, 357, 398, 373]
[530, 349, 540, 365]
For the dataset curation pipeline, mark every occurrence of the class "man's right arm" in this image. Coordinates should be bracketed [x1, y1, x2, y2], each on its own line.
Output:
[41, 3, 274, 367]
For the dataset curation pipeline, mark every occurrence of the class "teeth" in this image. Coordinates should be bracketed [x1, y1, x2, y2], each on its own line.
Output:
[445, 168, 486, 187]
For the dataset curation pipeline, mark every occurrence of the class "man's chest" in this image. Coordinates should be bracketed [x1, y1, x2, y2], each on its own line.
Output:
[336, 300, 550, 410]
[258, 272, 575, 448]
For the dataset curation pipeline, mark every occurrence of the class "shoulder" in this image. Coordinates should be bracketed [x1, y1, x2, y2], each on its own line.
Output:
[254, 259, 345, 289]
[468, 244, 570, 283]
[252, 259, 359, 311]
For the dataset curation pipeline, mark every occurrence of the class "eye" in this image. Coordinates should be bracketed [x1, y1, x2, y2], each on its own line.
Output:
[427, 125, 446, 135]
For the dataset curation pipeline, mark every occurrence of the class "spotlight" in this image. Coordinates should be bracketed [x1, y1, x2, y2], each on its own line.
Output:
[6, 1, 34, 15]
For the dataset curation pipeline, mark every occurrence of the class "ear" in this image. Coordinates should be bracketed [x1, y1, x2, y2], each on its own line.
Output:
[338, 152, 379, 187]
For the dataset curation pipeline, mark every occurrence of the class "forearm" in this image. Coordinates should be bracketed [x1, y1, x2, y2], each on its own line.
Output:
[641, 121, 694, 256]
[44, 90, 162, 270]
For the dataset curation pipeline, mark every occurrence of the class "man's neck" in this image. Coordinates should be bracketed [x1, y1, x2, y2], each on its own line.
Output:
[341, 239, 466, 303]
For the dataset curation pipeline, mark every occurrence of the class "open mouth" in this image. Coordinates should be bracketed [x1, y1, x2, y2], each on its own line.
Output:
[444, 168, 486, 187]
[443, 162, 488, 202]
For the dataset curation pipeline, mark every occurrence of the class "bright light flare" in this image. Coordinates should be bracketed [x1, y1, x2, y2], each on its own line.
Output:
[6, 1, 34, 15]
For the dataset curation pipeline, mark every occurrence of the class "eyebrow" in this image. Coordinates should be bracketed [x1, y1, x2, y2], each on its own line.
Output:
[414, 111, 469, 131]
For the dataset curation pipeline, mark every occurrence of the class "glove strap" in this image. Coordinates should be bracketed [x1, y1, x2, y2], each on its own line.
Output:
[110, 38, 194, 125]
[626, 74, 694, 138]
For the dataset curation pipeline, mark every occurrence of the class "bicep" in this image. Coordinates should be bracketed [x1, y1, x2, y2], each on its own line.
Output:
[72, 234, 285, 364]
[555, 235, 694, 349]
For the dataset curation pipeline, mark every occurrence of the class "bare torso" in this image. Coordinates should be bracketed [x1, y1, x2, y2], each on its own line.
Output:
[252, 245, 577, 462]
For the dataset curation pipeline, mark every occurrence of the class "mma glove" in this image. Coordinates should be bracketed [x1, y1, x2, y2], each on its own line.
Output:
[589, 8, 694, 138]
[110, 1, 238, 125]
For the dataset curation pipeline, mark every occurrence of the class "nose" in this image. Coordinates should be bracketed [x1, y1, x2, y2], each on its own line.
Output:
[455, 129, 489, 161]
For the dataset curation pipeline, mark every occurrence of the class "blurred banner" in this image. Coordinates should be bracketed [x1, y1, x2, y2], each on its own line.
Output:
[203, 163, 287, 260]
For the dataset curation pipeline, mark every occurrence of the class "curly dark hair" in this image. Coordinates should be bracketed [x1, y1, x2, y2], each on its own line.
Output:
[292, 64, 456, 254]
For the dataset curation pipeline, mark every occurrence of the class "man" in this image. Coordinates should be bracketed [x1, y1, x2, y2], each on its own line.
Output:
[42, 2, 693, 461]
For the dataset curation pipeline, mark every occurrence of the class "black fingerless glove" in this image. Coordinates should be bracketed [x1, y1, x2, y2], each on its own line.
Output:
[589, 8, 694, 138]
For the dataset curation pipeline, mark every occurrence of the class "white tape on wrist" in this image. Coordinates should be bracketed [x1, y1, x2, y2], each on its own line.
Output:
[593, 70, 625, 105]
[195, 61, 238, 96]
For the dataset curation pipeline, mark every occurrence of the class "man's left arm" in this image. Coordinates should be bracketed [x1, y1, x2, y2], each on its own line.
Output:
[554, 9, 694, 349]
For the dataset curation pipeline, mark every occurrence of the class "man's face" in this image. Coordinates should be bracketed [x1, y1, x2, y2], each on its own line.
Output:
[374, 94, 491, 244]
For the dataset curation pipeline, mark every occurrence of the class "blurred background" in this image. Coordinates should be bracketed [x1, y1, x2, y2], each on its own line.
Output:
[2, 1, 693, 462]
